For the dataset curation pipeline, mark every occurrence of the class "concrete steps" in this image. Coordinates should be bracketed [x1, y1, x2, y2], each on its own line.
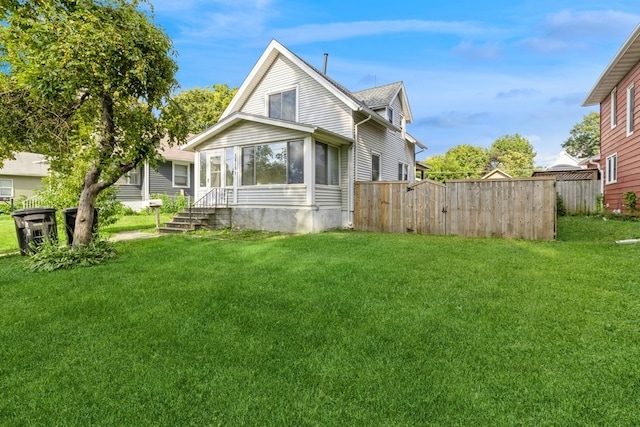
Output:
[158, 208, 232, 234]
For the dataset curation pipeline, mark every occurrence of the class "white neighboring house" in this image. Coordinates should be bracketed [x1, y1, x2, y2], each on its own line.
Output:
[183, 40, 425, 233]
[0, 152, 49, 202]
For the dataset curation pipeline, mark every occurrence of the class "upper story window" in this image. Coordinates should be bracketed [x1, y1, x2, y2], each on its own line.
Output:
[627, 84, 635, 136]
[268, 88, 296, 121]
[371, 153, 381, 181]
[611, 87, 617, 128]
[374, 107, 394, 124]
[398, 162, 409, 181]
[606, 153, 617, 184]
[0, 178, 13, 198]
[315, 142, 339, 186]
[172, 162, 190, 187]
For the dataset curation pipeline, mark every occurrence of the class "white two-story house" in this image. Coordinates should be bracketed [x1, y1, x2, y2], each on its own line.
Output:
[183, 40, 425, 233]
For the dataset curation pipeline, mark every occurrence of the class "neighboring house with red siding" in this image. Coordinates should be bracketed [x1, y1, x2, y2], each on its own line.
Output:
[584, 24, 640, 212]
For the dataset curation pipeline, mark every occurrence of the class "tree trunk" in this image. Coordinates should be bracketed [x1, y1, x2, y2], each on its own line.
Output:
[72, 166, 102, 248]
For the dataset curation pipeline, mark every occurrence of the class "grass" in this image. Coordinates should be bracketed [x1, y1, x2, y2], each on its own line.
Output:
[0, 217, 639, 425]
[0, 212, 171, 254]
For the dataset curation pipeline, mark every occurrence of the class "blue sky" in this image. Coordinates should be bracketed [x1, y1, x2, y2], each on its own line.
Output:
[149, 0, 640, 166]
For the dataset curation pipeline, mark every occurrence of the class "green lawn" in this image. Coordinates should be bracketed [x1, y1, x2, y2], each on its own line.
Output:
[0, 212, 171, 254]
[0, 217, 639, 425]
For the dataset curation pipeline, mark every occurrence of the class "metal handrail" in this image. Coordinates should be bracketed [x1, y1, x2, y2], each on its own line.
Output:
[188, 188, 232, 227]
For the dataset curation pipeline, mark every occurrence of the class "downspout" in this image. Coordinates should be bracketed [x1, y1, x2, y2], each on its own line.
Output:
[349, 114, 373, 226]
[589, 157, 604, 206]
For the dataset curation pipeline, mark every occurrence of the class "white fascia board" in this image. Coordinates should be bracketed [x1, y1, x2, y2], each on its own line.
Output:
[406, 132, 426, 149]
[398, 86, 414, 123]
[583, 24, 640, 106]
[221, 40, 362, 120]
[181, 113, 316, 151]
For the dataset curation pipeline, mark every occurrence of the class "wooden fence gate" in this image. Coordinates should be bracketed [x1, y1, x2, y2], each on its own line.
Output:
[354, 177, 557, 240]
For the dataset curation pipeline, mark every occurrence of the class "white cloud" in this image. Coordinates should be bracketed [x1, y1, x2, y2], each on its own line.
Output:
[522, 9, 640, 53]
[155, 0, 275, 43]
[496, 88, 541, 99]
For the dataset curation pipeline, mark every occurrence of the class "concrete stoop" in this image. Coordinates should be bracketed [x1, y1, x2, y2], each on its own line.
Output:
[158, 208, 232, 234]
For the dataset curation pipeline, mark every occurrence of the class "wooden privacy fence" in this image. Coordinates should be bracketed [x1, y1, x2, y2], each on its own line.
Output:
[556, 180, 601, 214]
[355, 177, 557, 240]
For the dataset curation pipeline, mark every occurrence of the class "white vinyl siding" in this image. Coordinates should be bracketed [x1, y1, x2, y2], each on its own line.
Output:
[237, 185, 307, 205]
[198, 121, 308, 151]
[239, 55, 353, 137]
[606, 153, 617, 184]
[315, 186, 341, 207]
[354, 112, 415, 183]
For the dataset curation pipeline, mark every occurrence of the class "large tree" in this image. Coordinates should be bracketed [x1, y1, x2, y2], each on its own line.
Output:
[562, 111, 600, 158]
[0, 0, 188, 247]
[170, 84, 237, 134]
[489, 134, 536, 177]
[426, 144, 489, 181]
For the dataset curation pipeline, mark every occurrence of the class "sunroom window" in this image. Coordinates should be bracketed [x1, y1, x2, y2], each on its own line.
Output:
[242, 140, 304, 185]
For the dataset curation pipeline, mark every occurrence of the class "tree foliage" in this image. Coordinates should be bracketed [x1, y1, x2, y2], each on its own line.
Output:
[170, 84, 237, 134]
[427, 145, 489, 181]
[425, 134, 536, 181]
[0, 0, 188, 247]
[489, 134, 536, 177]
[562, 112, 600, 158]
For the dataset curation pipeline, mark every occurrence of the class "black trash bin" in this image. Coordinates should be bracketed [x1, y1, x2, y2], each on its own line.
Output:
[63, 207, 99, 245]
[11, 207, 58, 255]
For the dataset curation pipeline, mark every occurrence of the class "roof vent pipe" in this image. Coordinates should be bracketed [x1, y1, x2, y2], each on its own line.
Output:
[323, 53, 328, 75]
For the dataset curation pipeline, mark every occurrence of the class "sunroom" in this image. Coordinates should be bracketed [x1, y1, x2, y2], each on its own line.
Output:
[183, 113, 353, 233]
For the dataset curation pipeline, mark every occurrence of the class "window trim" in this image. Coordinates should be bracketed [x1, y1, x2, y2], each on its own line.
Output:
[241, 140, 305, 186]
[371, 152, 381, 181]
[266, 86, 298, 122]
[117, 167, 141, 186]
[315, 141, 340, 186]
[398, 161, 409, 181]
[611, 87, 617, 128]
[0, 178, 13, 198]
[606, 153, 618, 184]
[627, 83, 634, 136]
[172, 161, 190, 188]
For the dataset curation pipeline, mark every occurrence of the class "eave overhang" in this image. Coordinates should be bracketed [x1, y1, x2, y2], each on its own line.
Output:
[584, 24, 640, 106]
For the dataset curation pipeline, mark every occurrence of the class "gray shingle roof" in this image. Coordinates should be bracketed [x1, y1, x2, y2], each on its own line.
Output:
[352, 82, 403, 109]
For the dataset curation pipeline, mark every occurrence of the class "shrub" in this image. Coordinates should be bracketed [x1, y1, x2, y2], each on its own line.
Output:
[623, 191, 637, 213]
[27, 239, 118, 272]
[150, 193, 189, 214]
